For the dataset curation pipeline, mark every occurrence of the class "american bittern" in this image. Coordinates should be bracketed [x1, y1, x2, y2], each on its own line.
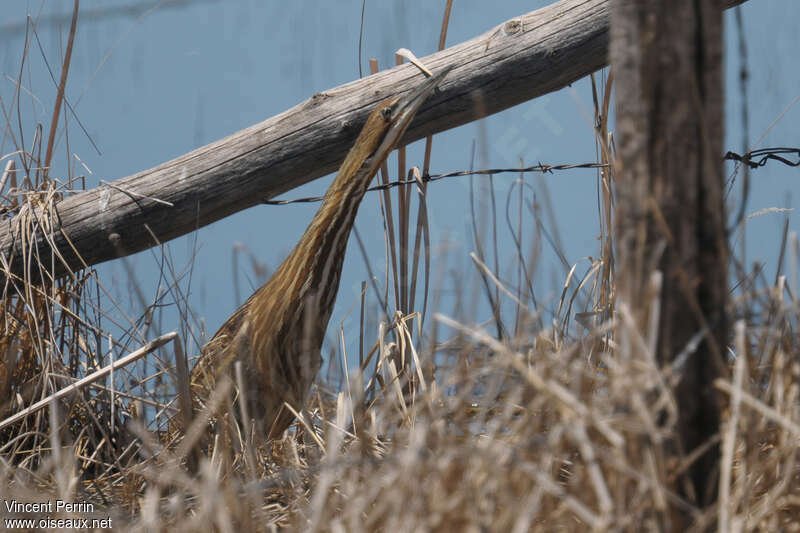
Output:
[188, 67, 450, 441]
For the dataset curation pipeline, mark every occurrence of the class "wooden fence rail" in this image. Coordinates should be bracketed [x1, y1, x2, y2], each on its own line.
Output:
[0, 0, 746, 283]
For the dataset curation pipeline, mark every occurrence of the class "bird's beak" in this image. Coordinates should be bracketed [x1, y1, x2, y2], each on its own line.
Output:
[392, 65, 452, 127]
[371, 66, 453, 160]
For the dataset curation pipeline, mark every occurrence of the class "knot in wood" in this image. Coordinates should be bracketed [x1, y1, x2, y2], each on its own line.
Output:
[503, 19, 523, 35]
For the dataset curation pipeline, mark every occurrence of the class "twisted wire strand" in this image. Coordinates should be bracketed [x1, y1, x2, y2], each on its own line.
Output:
[264, 146, 799, 206]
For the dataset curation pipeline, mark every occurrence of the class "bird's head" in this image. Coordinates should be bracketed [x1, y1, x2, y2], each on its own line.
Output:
[333, 65, 451, 194]
[369, 65, 452, 162]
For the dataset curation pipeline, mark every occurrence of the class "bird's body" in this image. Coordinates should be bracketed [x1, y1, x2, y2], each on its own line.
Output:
[188, 68, 449, 440]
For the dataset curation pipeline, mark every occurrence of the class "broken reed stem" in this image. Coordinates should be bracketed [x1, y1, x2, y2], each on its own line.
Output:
[0, 332, 177, 431]
[43, 0, 79, 180]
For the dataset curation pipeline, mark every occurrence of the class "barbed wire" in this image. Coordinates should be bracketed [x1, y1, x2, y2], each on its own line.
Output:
[262, 162, 607, 205]
[262, 147, 798, 206]
[724, 147, 800, 169]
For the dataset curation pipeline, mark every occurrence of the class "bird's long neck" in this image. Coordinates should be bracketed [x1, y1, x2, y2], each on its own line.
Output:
[268, 100, 394, 317]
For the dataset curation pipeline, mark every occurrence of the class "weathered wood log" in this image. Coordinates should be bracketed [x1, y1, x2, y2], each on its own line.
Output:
[0, 0, 747, 282]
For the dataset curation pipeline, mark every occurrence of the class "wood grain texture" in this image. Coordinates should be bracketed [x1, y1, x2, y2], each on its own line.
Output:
[612, 0, 730, 514]
[0, 0, 748, 282]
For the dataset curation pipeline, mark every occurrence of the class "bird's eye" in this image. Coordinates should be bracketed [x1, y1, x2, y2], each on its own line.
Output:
[381, 106, 394, 122]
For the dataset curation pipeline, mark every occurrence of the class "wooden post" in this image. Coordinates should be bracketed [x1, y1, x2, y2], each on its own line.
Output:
[611, 0, 730, 520]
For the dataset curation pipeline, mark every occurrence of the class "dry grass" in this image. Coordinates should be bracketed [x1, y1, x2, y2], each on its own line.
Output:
[1, 5, 799, 532]
[4, 252, 797, 531]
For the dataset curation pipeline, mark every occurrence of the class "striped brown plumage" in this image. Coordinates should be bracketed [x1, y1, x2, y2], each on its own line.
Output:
[186, 68, 450, 442]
